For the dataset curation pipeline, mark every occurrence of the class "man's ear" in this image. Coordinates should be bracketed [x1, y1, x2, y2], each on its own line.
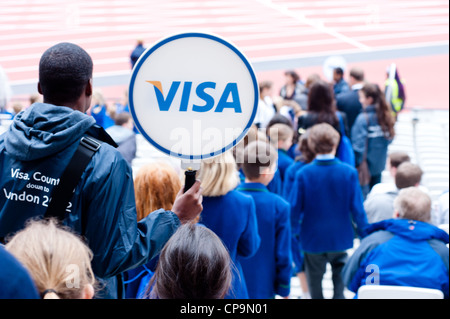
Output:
[37, 82, 42, 95]
[85, 79, 93, 97]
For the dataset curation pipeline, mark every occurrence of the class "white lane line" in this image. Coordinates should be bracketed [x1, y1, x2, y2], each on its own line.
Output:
[254, 0, 372, 51]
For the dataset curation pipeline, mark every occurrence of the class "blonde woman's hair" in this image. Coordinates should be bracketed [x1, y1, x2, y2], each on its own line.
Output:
[134, 161, 182, 221]
[5, 219, 95, 299]
[197, 151, 240, 197]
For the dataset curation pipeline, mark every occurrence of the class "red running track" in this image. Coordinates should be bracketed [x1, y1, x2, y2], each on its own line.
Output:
[0, 0, 448, 109]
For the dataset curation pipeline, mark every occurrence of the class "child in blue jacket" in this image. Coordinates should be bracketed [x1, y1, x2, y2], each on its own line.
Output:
[282, 131, 316, 299]
[289, 123, 368, 299]
[342, 187, 449, 298]
[267, 123, 294, 182]
[237, 141, 292, 299]
[198, 151, 260, 299]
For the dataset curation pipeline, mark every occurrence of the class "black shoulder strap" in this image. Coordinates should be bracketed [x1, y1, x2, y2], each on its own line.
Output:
[44, 136, 101, 232]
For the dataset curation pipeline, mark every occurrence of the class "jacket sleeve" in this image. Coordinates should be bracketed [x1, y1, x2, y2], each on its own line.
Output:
[351, 114, 368, 167]
[237, 196, 261, 259]
[274, 200, 292, 297]
[342, 230, 393, 293]
[81, 147, 180, 279]
[288, 170, 304, 236]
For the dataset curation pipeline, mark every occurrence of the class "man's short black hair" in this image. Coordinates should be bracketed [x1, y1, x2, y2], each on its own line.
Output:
[334, 67, 344, 76]
[39, 42, 93, 105]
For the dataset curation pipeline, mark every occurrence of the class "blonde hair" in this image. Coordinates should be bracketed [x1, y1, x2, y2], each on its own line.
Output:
[197, 151, 240, 197]
[134, 161, 182, 221]
[5, 219, 95, 299]
[394, 187, 431, 223]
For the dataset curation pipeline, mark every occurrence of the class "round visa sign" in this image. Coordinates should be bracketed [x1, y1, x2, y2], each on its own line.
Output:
[128, 33, 258, 160]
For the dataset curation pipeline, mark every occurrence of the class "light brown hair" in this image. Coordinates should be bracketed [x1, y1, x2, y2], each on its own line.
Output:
[5, 219, 95, 299]
[395, 162, 423, 189]
[307, 123, 340, 155]
[394, 187, 431, 223]
[267, 123, 294, 144]
[242, 141, 278, 180]
[349, 67, 364, 82]
[389, 151, 411, 168]
[134, 162, 182, 221]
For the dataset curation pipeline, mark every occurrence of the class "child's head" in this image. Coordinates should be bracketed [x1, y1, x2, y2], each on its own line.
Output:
[242, 140, 278, 185]
[393, 187, 431, 223]
[394, 162, 423, 190]
[197, 151, 240, 197]
[234, 125, 268, 168]
[307, 123, 340, 155]
[150, 223, 232, 299]
[267, 123, 294, 151]
[5, 219, 95, 299]
[134, 161, 182, 221]
[259, 80, 273, 98]
[387, 151, 411, 177]
[114, 112, 134, 130]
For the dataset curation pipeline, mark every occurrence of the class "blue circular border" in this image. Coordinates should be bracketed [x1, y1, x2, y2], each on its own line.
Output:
[128, 32, 259, 160]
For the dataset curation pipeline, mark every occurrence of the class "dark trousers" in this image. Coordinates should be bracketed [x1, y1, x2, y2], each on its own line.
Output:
[304, 251, 348, 299]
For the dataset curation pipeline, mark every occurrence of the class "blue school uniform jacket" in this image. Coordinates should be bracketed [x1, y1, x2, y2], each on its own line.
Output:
[200, 190, 260, 299]
[282, 160, 308, 273]
[0, 103, 180, 298]
[342, 219, 449, 298]
[282, 160, 308, 200]
[237, 183, 292, 298]
[277, 149, 294, 182]
[289, 157, 369, 253]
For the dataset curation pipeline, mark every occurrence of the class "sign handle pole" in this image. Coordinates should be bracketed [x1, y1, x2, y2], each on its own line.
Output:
[184, 168, 197, 193]
[181, 160, 201, 193]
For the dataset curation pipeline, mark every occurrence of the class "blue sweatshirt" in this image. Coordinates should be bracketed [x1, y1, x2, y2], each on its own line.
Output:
[342, 218, 449, 298]
[289, 157, 368, 253]
[237, 182, 292, 298]
[200, 190, 261, 299]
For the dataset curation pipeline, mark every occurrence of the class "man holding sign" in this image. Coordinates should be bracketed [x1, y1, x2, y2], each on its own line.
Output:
[0, 42, 203, 299]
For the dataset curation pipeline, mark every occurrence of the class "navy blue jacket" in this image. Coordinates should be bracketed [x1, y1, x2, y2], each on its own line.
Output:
[351, 105, 392, 176]
[336, 88, 362, 134]
[342, 219, 449, 298]
[289, 157, 368, 253]
[237, 183, 292, 298]
[200, 190, 260, 299]
[0, 103, 180, 298]
[0, 244, 39, 299]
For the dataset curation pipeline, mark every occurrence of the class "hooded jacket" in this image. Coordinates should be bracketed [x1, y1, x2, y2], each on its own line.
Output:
[342, 218, 449, 298]
[0, 103, 180, 298]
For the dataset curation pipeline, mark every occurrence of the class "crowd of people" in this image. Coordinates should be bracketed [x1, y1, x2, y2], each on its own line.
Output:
[0, 42, 448, 300]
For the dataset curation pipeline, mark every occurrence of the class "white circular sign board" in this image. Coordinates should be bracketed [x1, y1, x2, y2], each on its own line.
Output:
[129, 33, 258, 160]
